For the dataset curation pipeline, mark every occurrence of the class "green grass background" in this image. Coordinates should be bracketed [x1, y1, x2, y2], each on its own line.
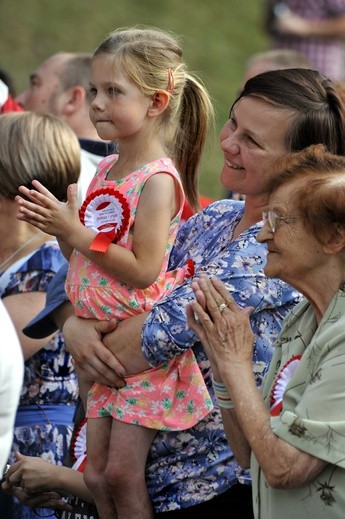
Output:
[0, 0, 269, 199]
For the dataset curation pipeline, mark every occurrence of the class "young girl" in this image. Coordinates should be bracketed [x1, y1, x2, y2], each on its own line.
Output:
[16, 26, 214, 519]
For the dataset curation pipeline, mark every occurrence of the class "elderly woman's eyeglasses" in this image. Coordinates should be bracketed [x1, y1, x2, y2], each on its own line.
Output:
[262, 210, 301, 233]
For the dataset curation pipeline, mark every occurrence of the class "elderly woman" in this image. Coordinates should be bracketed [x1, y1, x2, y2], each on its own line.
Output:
[187, 144, 345, 518]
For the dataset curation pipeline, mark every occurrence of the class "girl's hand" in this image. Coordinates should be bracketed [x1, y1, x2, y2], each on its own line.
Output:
[187, 274, 254, 375]
[16, 180, 80, 239]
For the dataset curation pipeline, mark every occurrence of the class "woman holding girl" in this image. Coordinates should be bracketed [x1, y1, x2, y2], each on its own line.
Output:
[57, 68, 345, 518]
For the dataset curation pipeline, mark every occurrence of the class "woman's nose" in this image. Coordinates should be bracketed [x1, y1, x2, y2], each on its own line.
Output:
[221, 134, 240, 154]
[257, 224, 271, 244]
[222, 138, 240, 155]
[228, 142, 240, 155]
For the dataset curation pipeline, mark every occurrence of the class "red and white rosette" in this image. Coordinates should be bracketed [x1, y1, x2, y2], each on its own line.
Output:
[79, 187, 130, 253]
[71, 418, 87, 473]
[270, 355, 302, 416]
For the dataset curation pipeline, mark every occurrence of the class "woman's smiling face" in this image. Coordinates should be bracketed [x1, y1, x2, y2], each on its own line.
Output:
[219, 96, 295, 196]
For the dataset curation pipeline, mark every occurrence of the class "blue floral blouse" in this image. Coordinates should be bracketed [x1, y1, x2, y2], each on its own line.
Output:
[2, 241, 78, 408]
[142, 200, 301, 512]
[0, 241, 78, 519]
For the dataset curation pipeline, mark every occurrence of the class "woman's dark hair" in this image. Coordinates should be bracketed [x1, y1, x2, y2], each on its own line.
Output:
[232, 69, 345, 155]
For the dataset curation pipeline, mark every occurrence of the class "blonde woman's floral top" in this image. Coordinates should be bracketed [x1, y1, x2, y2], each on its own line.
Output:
[0, 241, 78, 519]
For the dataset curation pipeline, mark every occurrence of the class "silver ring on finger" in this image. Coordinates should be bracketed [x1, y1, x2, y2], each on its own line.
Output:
[218, 303, 228, 313]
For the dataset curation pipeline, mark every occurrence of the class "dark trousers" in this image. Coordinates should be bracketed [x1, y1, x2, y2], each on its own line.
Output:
[154, 483, 254, 518]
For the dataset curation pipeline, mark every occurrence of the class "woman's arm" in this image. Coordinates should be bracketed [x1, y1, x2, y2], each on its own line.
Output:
[186, 282, 252, 468]
[222, 363, 327, 489]
[141, 207, 299, 367]
[102, 312, 152, 374]
[54, 299, 145, 387]
[219, 408, 252, 469]
[3, 451, 94, 503]
[62, 311, 151, 377]
[276, 11, 345, 38]
[188, 275, 327, 489]
[209, 362, 252, 468]
[3, 292, 55, 360]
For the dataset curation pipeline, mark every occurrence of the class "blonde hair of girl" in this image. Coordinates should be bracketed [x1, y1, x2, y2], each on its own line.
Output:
[94, 25, 215, 211]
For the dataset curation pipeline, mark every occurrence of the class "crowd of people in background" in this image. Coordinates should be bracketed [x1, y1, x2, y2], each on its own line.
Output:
[264, 0, 345, 80]
[1, 3, 345, 518]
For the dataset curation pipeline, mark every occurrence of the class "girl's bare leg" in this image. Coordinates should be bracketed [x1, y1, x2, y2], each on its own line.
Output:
[105, 419, 156, 519]
[84, 416, 118, 518]
[74, 365, 92, 409]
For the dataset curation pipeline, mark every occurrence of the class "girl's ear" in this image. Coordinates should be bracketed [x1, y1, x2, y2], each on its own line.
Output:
[147, 90, 170, 118]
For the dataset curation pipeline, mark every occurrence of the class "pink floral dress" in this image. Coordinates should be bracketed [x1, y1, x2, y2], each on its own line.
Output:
[65, 155, 213, 430]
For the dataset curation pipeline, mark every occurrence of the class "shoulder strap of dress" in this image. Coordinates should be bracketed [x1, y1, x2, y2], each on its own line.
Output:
[87, 154, 119, 192]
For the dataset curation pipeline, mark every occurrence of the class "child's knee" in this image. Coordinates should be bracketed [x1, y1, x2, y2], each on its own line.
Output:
[104, 460, 139, 490]
[84, 461, 105, 491]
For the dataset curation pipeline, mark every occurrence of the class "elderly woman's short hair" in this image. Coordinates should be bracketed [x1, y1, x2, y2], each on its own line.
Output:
[263, 144, 345, 245]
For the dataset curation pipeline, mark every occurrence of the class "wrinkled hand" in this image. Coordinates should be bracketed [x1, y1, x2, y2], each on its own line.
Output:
[63, 315, 126, 388]
[187, 275, 254, 374]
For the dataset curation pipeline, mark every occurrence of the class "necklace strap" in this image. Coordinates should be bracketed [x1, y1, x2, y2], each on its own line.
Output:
[0, 247, 39, 297]
[0, 233, 42, 272]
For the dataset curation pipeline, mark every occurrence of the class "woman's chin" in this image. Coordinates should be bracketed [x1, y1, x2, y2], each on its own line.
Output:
[263, 259, 279, 279]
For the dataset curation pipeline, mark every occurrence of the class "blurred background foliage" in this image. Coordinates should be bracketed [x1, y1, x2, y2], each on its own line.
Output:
[0, 0, 269, 199]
